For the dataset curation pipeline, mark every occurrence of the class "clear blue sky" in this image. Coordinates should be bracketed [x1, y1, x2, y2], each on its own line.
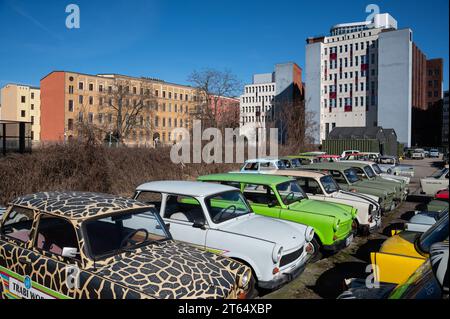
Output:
[0, 0, 448, 90]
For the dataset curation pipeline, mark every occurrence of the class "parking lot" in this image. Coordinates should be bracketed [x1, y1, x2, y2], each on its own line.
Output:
[263, 157, 445, 299]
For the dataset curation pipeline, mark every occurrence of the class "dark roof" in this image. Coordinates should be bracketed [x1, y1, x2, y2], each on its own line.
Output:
[11, 192, 150, 221]
[327, 127, 397, 141]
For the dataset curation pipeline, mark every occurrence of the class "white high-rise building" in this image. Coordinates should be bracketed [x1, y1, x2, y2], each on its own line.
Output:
[306, 13, 416, 147]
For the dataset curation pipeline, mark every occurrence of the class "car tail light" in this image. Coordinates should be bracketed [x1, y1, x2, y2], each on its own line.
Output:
[272, 267, 280, 275]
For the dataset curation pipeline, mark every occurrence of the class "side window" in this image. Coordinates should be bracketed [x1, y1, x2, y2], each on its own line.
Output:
[331, 171, 346, 183]
[135, 191, 163, 211]
[298, 178, 323, 195]
[243, 184, 278, 205]
[354, 168, 366, 179]
[1, 207, 34, 243]
[164, 195, 205, 224]
[35, 214, 80, 260]
[244, 162, 259, 171]
[260, 162, 275, 171]
[220, 181, 242, 189]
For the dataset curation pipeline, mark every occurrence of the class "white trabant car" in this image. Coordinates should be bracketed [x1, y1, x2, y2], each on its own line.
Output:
[260, 170, 382, 234]
[376, 156, 415, 177]
[412, 148, 426, 160]
[238, 158, 287, 173]
[420, 168, 449, 196]
[405, 208, 448, 233]
[133, 181, 314, 291]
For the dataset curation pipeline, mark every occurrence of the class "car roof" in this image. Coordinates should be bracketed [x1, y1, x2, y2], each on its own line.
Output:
[198, 173, 293, 185]
[265, 170, 327, 179]
[342, 160, 374, 166]
[338, 161, 371, 168]
[10, 192, 150, 221]
[136, 181, 238, 197]
[302, 162, 356, 171]
[245, 157, 280, 163]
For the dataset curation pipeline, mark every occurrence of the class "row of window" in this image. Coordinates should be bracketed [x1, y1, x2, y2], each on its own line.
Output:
[241, 115, 272, 123]
[324, 95, 377, 108]
[326, 81, 376, 94]
[241, 105, 272, 113]
[70, 83, 192, 102]
[428, 91, 441, 98]
[327, 54, 375, 69]
[326, 40, 376, 55]
[68, 97, 189, 114]
[325, 69, 373, 82]
[327, 31, 374, 42]
[242, 95, 275, 104]
[70, 112, 187, 129]
[245, 85, 275, 94]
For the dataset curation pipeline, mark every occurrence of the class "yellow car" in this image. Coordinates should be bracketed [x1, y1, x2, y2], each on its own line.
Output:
[371, 212, 448, 284]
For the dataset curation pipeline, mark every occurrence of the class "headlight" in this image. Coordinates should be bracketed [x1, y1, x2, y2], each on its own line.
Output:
[333, 219, 340, 231]
[305, 226, 315, 242]
[238, 269, 252, 288]
[272, 245, 283, 264]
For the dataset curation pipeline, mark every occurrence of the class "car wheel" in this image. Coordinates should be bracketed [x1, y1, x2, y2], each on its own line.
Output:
[309, 237, 323, 263]
[246, 276, 258, 299]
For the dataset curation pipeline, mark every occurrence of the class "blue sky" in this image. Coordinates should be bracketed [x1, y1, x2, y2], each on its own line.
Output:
[0, 0, 448, 90]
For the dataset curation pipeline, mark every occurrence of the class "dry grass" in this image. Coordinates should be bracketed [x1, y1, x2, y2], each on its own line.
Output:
[0, 143, 240, 206]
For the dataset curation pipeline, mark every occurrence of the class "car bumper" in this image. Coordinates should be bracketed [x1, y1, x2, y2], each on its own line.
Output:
[361, 210, 382, 234]
[258, 256, 307, 290]
[322, 233, 354, 253]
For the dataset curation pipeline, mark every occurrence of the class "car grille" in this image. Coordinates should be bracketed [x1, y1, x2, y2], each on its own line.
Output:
[280, 247, 303, 268]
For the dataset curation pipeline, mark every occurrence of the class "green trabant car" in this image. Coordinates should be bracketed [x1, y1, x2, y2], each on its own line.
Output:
[339, 161, 406, 202]
[301, 163, 397, 213]
[197, 173, 357, 261]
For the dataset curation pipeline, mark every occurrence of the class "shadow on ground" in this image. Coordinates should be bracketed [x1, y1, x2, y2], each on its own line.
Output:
[351, 238, 385, 263]
[307, 262, 367, 299]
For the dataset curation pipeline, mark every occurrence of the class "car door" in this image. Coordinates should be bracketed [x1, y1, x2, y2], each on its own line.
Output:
[1, 210, 83, 299]
[370, 252, 425, 285]
[161, 194, 208, 248]
[242, 184, 281, 219]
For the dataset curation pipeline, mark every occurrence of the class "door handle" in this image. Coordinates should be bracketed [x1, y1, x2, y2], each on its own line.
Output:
[18, 256, 32, 265]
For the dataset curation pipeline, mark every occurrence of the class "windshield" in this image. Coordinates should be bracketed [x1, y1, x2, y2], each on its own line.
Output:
[372, 164, 382, 174]
[276, 181, 307, 205]
[430, 168, 448, 179]
[418, 212, 449, 254]
[364, 166, 376, 178]
[344, 169, 360, 183]
[320, 175, 340, 194]
[276, 161, 287, 169]
[290, 158, 302, 168]
[388, 260, 442, 299]
[84, 208, 169, 259]
[205, 190, 252, 224]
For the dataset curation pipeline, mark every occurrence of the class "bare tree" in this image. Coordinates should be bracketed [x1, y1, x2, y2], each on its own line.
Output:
[97, 77, 157, 144]
[187, 68, 241, 129]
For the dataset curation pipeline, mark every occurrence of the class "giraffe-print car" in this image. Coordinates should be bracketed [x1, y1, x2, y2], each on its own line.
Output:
[0, 192, 252, 299]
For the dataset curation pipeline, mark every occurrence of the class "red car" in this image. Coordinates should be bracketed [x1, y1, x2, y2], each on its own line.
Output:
[435, 189, 449, 200]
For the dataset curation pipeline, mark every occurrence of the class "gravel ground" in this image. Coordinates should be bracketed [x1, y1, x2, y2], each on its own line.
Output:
[262, 157, 446, 299]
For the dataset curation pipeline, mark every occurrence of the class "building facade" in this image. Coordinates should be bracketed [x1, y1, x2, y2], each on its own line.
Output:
[0, 84, 41, 143]
[40, 71, 197, 146]
[426, 59, 444, 109]
[443, 91, 449, 149]
[239, 62, 304, 142]
[306, 13, 443, 148]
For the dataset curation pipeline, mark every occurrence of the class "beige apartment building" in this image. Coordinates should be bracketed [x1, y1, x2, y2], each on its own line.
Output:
[40, 71, 197, 146]
[0, 84, 41, 142]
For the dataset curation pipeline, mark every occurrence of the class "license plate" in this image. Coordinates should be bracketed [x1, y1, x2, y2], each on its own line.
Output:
[345, 234, 353, 247]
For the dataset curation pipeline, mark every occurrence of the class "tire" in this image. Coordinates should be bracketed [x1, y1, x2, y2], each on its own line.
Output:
[309, 237, 323, 263]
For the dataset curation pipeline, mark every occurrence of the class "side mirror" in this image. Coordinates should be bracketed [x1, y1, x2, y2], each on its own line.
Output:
[192, 219, 206, 230]
[62, 247, 79, 259]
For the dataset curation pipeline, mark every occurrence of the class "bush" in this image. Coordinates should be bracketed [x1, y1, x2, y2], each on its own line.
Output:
[0, 143, 240, 206]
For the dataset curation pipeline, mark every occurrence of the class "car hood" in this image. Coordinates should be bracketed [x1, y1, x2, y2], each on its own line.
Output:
[93, 240, 247, 299]
[332, 190, 380, 206]
[288, 199, 355, 221]
[353, 180, 394, 195]
[217, 214, 306, 249]
[380, 232, 423, 259]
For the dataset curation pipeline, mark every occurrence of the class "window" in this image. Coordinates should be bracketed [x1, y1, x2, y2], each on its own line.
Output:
[89, 83, 94, 91]
[21, 110, 26, 117]
[31, 92, 35, 99]
[79, 82, 84, 90]
[31, 104, 34, 110]
[68, 119, 74, 130]
[89, 96, 93, 105]
[1, 207, 34, 243]
[84, 209, 168, 259]
[88, 113, 93, 123]
[21, 96, 26, 103]
[79, 95, 83, 104]
[35, 214, 80, 259]
[78, 112, 83, 123]
[98, 114, 103, 124]
[69, 85, 74, 94]
[68, 100, 74, 112]
[296, 178, 323, 195]
[99, 85, 103, 92]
